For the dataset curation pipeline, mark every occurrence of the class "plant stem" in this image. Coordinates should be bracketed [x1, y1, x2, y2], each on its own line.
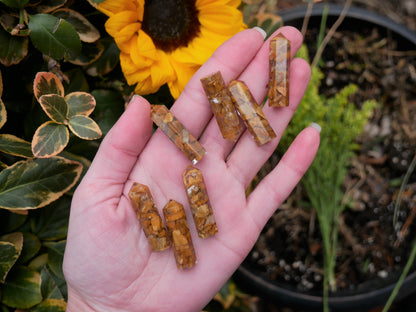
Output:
[382, 239, 416, 312]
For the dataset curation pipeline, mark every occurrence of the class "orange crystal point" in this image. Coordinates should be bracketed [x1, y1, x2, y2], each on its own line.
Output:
[183, 165, 218, 239]
[150, 104, 206, 164]
[163, 199, 197, 269]
[268, 33, 290, 107]
[128, 182, 171, 252]
[228, 80, 276, 146]
[201, 71, 242, 142]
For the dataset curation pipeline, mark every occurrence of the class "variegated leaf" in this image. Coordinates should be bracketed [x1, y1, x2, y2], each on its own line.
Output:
[68, 115, 102, 140]
[32, 121, 69, 158]
[0, 157, 82, 210]
[65, 91, 96, 118]
[33, 72, 64, 101]
[31, 298, 67, 312]
[0, 98, 6, 129]
[0, 26, 29, 66]
[2, 265, 42, 308]
[53, 9, 100, 43]
[0, 134, 33, 158]
[0, 232, 23, 283]
[39, 94, 68, 123]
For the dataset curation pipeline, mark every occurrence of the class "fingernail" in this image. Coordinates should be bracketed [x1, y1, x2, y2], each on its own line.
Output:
[252, 26, 267, 39]
[309, 122, 322, 133]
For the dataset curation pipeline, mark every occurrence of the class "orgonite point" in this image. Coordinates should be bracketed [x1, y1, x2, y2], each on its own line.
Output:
[183, 165, 218, 239]
[228, 80, 276, 146]
[201, 71, 242, 142]
[150, 105, 206, 164]
[163, 199, 197, 269]
[128, 183, 171, 252]
[268, 33, 290, 107]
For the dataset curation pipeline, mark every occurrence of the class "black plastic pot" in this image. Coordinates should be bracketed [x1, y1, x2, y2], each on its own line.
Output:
[234, 4, 416, 312]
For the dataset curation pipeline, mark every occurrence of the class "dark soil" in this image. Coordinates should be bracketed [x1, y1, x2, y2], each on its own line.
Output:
[240, 1, 416, 311]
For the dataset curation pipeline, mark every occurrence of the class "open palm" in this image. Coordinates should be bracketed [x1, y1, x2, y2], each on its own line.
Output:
[63, 26, 320, 312]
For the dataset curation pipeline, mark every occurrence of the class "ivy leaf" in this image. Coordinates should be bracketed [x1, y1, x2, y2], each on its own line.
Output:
[39, 94, 69, 123]
[0, 99, 6, 129]
[32, 121, 69, 158]
[33, 72, 65, 102]
[68, 115, 102, 140]
[44, 240, 65, 279]
[0, 134, 33, 158]
[53, 9, 100, 43]
[0, 0, 29, 9]
[86, 37, 119, 76]
[0, 157, 82, 210]
[29, 13, 81, 60]
[0, 25, 28, 66]
[0, 232, 23, 282]
[2, 265, 42, 308]
[65, 91, 95, 118]
[31, 298, 67, 312]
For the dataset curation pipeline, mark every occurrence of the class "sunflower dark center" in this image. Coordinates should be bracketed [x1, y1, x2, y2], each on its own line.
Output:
[141, 0, 200, 53]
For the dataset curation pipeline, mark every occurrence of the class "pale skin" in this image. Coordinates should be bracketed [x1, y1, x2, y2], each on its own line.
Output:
[63, 26, 320, 312]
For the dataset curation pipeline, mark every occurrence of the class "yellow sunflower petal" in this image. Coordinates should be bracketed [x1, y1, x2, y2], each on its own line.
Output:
[105, 11, 139, 37]
[198, 5, 246, 34]
[196, 0, 240, 10]
[97, 0, 137, 16]
[168, 60, 199, 99]
[150, 51, 175, 88]
[135, 77, 159, 95]
[120, 53, 151, 84]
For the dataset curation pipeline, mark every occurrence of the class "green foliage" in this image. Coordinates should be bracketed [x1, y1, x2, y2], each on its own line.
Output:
[0, 1, 126, 310]
[279, 44, 376, 308]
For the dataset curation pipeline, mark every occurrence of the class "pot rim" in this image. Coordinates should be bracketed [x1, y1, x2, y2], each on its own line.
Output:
[278, 3, 416, 47]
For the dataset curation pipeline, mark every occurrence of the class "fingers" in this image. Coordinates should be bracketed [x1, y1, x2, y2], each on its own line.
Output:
[169, 27, 267, 136]
[226, 57, 311, 187]
[82, 96, 153, 185]
[199, 26, 305, 161]
[246, 125, 321, 230]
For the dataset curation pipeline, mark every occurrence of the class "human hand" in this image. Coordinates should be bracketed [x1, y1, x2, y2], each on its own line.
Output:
[63, 26, 320, 312]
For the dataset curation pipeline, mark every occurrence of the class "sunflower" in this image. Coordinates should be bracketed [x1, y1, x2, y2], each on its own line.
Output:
[92, 0, 246, 98]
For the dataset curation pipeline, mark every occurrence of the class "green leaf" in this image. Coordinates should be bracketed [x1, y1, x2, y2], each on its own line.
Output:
[33, 72, 65, 102]
[53, 8, 100, 43]
[2, 265, 42, 308]
[86, 37, 119, 76]
[32, 121, 69, 158]
[32, 0, 66, 14]
[18, 233, 41, 264]
[68, 115, 102, 140]
[0, 0, 29, 9]
[0, 99, 6, 129]
[0, 232, 23, 283]
[40, 267, 64, 299]
[65, 91, 96, 118]
[43, 240, 65, 279]
[0, 210, 27, 233]
[91, 89, 124, 135]
[63, 68, 89, 94]
[0, 134, 33, 158]
[0, 157, 82, 210]
[38, 94, 68, 123]
[31, 298, 67, 312]
[0, 25, 28, 66]
[29, 14, 81, 60]
[68, 41, 104, 66]
[28, 253, 48, 271]
[31, 196, 70, 241]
